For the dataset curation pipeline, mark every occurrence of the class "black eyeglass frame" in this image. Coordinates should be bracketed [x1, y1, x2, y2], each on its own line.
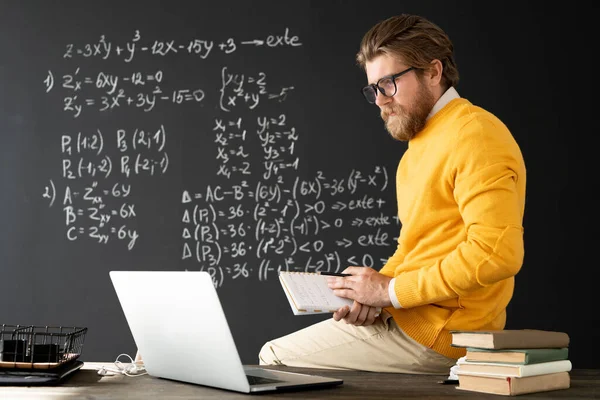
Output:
[361, 66, 416, 104]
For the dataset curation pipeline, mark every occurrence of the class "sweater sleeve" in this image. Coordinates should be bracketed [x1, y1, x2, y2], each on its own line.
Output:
[379, 236, 405, 277]
[394, 117, 525, 308]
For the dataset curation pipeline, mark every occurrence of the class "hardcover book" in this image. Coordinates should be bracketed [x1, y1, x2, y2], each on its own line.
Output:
[450, 329, 570, 349]
[456, 371, 570, 396]
[465, 347, 569, 364]
[457, 359, 572, 377]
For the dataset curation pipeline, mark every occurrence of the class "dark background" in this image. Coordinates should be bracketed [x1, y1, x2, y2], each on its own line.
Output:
[1, 1, 594, 368]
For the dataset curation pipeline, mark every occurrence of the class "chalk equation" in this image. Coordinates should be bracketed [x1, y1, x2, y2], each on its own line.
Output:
[44, 66, 293, 117]
[42, 29, 399, 288]
[61, 28, 302, 62]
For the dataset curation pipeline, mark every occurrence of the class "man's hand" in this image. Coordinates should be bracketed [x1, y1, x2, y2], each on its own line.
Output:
[326, 266, 393, 308]
[332, 301, 381, 326]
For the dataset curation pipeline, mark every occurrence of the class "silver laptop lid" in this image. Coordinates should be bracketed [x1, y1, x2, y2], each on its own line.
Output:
[109, 270, 251, 393]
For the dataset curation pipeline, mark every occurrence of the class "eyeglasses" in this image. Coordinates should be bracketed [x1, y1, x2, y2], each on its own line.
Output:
[361, 67, 416, 104]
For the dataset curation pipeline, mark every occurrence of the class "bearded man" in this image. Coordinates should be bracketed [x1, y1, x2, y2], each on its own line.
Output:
[258, 13, 526, 374]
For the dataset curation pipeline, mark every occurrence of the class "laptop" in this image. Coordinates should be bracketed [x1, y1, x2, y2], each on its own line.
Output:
[109, 270, 343, 393]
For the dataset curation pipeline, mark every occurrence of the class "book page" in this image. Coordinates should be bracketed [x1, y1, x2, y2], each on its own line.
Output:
[279, 272, 353, 312]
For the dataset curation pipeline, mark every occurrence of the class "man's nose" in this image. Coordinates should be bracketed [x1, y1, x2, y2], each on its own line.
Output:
[374, 91, 391, 108]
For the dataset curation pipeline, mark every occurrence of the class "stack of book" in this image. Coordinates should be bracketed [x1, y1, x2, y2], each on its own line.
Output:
[450, 329, 571, 396]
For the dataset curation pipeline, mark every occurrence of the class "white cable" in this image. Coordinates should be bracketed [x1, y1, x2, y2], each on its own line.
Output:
[97, 353, 147, 377]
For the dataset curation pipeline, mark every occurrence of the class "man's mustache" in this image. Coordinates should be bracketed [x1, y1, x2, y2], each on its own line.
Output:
[381, 106, 401, 120]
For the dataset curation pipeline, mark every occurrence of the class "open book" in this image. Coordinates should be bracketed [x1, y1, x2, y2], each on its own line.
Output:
[279, 271, 353, 315]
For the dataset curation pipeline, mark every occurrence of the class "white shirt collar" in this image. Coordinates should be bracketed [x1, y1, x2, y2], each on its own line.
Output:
[427, 87, 460, 120]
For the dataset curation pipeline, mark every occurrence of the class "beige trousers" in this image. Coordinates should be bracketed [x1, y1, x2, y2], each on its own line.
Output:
[258, 310, 456, 374]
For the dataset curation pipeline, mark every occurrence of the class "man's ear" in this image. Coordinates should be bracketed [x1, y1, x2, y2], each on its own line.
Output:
[426, 59, 444, 87]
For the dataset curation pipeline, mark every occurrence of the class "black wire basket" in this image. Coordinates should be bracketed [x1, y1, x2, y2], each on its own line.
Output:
[0, 325, 87, 370]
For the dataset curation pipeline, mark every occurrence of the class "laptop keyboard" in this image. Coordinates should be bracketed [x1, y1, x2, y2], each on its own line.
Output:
[246, 374, 282, 385]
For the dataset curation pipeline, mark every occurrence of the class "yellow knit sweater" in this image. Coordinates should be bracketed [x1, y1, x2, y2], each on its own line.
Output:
[380, 98, 526, 359]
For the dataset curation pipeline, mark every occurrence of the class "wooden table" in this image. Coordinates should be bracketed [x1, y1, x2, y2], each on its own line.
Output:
[1, 362, 599, 399]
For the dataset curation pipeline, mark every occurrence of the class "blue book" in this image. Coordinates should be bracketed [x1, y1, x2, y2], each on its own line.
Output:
[465, 347, 569, 364]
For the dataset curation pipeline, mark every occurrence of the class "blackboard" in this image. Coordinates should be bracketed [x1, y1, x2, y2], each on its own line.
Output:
[1, 1, 595, 368]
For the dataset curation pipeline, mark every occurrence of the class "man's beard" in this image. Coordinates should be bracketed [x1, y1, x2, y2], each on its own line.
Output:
[381, 82, 435, 142]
